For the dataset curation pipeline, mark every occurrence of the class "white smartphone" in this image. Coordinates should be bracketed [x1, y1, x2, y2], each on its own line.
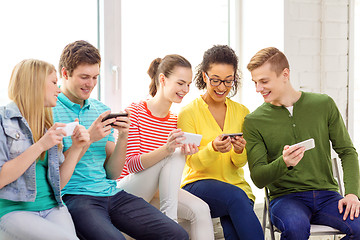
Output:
[181, 132, 202, 146]
[56, 122, 79, 136]
[290, 138, 315, 151]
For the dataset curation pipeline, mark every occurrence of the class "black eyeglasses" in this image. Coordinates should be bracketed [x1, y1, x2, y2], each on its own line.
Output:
[205, 72, 235, 87]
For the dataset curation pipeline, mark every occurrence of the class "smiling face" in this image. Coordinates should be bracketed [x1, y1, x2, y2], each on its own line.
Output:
[161, 66, 193, 104]
[61, 63, 99, 106]
[44, 70, 61, 107]
[203, 63, 235, 104]
[250, 62, 289, 106]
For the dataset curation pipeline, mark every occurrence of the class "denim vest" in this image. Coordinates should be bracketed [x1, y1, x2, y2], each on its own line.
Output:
[0, 102, 64, 206]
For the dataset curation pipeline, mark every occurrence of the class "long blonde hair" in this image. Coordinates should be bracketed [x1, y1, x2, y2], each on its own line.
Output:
[8, 59, 56, 159]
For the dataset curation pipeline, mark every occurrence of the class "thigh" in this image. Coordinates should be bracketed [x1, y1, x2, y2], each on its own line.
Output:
[63, 194, 125, 240]
[158, 151, 185, 201]
[270, 194, 312, 239]
[0, 210, 78, 240]
[117, 161, 164, 202]
[177, 188, 211, 221]
[183, 179, 245, 217]
[177, 189, 214, 240]
[44, 206, 77, 236]
[109, 191, 188, 240]
[312, 191, 360, 237]
[184, 180, 263, 239]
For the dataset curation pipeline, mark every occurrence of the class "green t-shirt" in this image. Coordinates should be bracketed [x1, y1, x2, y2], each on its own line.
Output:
[0, 152, 58, 219]
[243, 92, 360, 200]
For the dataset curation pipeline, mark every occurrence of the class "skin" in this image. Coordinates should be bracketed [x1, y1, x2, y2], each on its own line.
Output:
[251, 62, 360, 220]
[61, 64, 100, 107]
[61, 63, 130, 180]
[202, 63, 246, 154]
[141, 66, 198, 169]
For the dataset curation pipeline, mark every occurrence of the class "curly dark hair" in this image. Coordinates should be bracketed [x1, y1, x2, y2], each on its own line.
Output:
[59, 40, 101, 77]
[194, 45, 240, 97]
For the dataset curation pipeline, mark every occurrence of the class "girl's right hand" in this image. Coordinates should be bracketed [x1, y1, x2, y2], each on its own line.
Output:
[165, 129, 184, 153]
[37, 123, 66, 151]
[212, 134, 232, 153]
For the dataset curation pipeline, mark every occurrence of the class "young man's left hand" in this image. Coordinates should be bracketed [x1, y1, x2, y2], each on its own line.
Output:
[111, 109, 130, 138]
[338, 194, 360, 220]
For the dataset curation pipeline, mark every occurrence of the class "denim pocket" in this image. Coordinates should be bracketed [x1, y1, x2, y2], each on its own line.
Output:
[3, 127, 31, 159]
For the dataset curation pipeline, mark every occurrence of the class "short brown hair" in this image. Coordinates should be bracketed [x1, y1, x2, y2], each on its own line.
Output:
[59, 40, 101, 77]
[247, 47, 289, 76]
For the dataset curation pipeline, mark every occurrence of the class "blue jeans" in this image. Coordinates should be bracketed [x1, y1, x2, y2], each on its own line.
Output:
[270, 190, 360, 240]
[183, 179, 264, 240]
[0, 206, 78, 240]
[62, 190, 188, 240]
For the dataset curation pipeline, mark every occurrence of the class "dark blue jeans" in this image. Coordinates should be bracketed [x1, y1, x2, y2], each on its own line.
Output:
[183, 179, 264, 240]
[62, 190, 188, 240]
[270, 190, 360, 240]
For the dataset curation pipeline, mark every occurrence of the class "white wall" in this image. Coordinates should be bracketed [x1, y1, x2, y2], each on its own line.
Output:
[285, 0, 350, 126]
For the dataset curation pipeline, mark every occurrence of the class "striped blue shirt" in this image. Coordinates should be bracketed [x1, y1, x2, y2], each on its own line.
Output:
[52, 93, 120, 196]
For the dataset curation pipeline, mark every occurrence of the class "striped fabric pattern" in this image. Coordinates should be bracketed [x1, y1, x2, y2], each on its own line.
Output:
[53, 93, 120, 196]
[119, 101, 177, 179]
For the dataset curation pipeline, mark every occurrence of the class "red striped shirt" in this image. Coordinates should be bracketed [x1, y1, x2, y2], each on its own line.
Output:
[119, 101, 177, 179]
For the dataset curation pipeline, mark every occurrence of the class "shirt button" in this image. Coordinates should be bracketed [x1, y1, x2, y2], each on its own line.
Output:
[15, 132, 20, 139]
[293, 124, 296, 127]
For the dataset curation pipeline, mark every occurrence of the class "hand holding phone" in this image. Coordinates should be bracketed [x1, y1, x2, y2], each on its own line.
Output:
[102, 113, 128, 126]
[221, 133, 243, 141]
[180, 132, 202, 146]
[289, 138, 315, 152]
[56, 122, 79, 136]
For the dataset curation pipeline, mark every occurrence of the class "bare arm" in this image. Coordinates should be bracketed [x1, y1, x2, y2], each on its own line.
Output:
[59, 122, 90, 189]
[103, 110, 130, 179]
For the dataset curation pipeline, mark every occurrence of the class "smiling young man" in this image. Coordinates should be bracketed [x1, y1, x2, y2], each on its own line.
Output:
[52, 40, 188, 240]
[243, 47, 360, 239]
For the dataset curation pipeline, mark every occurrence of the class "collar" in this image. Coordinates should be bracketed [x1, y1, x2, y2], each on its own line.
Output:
[199, 95, 230, 108]
[57, 93, 91, 111]
[4, 102, 23, 119]
[267, 91, 305, 109]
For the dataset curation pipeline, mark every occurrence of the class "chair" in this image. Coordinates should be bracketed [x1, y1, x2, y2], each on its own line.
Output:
[262, 158, 344, 240]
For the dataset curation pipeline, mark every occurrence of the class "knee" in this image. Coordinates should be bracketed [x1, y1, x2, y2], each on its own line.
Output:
[348, 220, 360, 238]
[184, 197, 211, 222]
[274, 215, 310, 240]
[192, 199, 211, 219]
[170, 225, 189, 240]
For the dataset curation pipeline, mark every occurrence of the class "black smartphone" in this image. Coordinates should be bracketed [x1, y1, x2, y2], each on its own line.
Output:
[221, 133, 243, 140]
[102, 113, 128, 126]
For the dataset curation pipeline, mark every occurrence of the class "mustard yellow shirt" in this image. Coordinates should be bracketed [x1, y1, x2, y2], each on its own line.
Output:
[178, 96, 255, 201]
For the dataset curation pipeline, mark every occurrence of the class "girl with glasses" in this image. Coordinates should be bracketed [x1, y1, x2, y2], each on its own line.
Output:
[178, 45, 264, 240]
[117, 54, 214, 239]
